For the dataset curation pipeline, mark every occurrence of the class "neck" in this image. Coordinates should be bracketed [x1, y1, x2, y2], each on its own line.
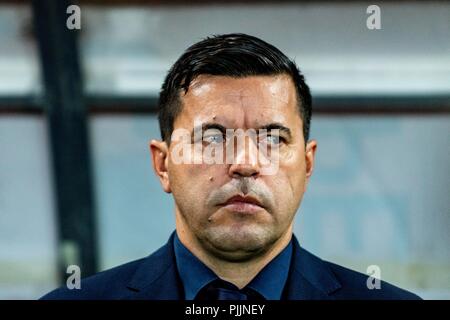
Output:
[175, 212, 293, 289]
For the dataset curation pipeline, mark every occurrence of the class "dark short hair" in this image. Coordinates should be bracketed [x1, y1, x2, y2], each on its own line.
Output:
[158, 33, 312, 143]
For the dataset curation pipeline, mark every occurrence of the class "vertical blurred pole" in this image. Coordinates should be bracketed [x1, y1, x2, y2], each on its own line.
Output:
[31, 0, 98, 283]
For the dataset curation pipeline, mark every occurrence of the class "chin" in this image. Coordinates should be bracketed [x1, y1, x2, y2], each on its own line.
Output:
[200, 225, 277, 261]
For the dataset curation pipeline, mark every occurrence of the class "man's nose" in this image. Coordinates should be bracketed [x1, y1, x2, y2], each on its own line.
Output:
[228, 137, 261, 178]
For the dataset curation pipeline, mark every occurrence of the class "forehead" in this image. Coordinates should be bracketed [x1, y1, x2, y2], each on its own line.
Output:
[177, 74, 299, 128]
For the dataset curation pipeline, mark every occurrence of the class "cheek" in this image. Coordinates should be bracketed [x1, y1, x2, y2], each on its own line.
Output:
[169, 163, 201, 192]
[274, 148, 307, 201]
[168, 161, 223, 200]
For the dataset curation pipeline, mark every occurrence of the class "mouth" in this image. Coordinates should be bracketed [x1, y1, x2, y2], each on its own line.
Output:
[220, 195, 264, 214]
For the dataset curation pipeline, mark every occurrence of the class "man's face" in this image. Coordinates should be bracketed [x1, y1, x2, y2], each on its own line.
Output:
[151, 74, 316, 261]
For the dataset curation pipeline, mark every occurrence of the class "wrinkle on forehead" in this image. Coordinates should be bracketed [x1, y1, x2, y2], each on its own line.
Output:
[188, 74, 293, 104]
[180, 75, 297, 127]
[191, 111, 288, 129]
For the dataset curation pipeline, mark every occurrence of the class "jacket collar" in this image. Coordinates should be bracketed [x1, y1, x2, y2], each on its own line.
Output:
[124, 231, 341, 300]
[283, 236, 341, 299]
[125, 232, 183, 299]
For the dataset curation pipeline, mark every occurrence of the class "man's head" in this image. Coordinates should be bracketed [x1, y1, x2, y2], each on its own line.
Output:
[151, 33, 317, 261]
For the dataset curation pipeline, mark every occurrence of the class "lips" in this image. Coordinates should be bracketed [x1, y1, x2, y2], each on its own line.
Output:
[220, 195, 264, 213]
[225, 195, 263, 206]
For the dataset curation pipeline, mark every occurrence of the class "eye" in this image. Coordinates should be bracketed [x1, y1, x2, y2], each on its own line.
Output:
[260, 134, 282, 145]
[203, 129, 224, 144]
[267, 135, 280, 144]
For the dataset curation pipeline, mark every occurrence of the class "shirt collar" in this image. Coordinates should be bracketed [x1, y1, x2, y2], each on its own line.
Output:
[246, 239, 293, 300]
[173, 232, 293, 300]
[173, 234, 218, 300]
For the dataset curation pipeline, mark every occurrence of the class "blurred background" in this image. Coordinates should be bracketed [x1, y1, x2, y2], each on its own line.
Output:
[0, 0, 449, 299]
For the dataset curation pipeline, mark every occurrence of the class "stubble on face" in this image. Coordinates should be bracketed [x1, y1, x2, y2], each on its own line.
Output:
[168, 75, 308, 262]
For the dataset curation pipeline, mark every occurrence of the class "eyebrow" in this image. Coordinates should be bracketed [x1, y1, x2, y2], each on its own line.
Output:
[192, 122, 292, 139]
[258, 123, 292, 140]
[192, 123, 227, 137]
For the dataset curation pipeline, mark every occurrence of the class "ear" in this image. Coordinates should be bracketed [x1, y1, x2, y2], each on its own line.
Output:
[150, 139, 171, 193]
[305, 139, 317, 185]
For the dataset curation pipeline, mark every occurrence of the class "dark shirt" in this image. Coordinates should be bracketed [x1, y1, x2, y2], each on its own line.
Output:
[173, 233, 293, 300]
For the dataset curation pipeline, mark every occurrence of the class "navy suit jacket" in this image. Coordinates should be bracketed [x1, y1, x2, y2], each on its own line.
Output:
[41, 232, 421, 300]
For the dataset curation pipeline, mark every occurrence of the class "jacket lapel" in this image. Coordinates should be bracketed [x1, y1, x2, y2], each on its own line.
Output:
[124, 232, 183, 300]
[285, 236, 342, 300]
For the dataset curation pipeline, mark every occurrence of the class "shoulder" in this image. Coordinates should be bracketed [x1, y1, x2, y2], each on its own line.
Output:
[290, 239, 421, 300]
[323, 260, 422, 300]
[40, 235, 177, 300]
[40, 257, 146, 300]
